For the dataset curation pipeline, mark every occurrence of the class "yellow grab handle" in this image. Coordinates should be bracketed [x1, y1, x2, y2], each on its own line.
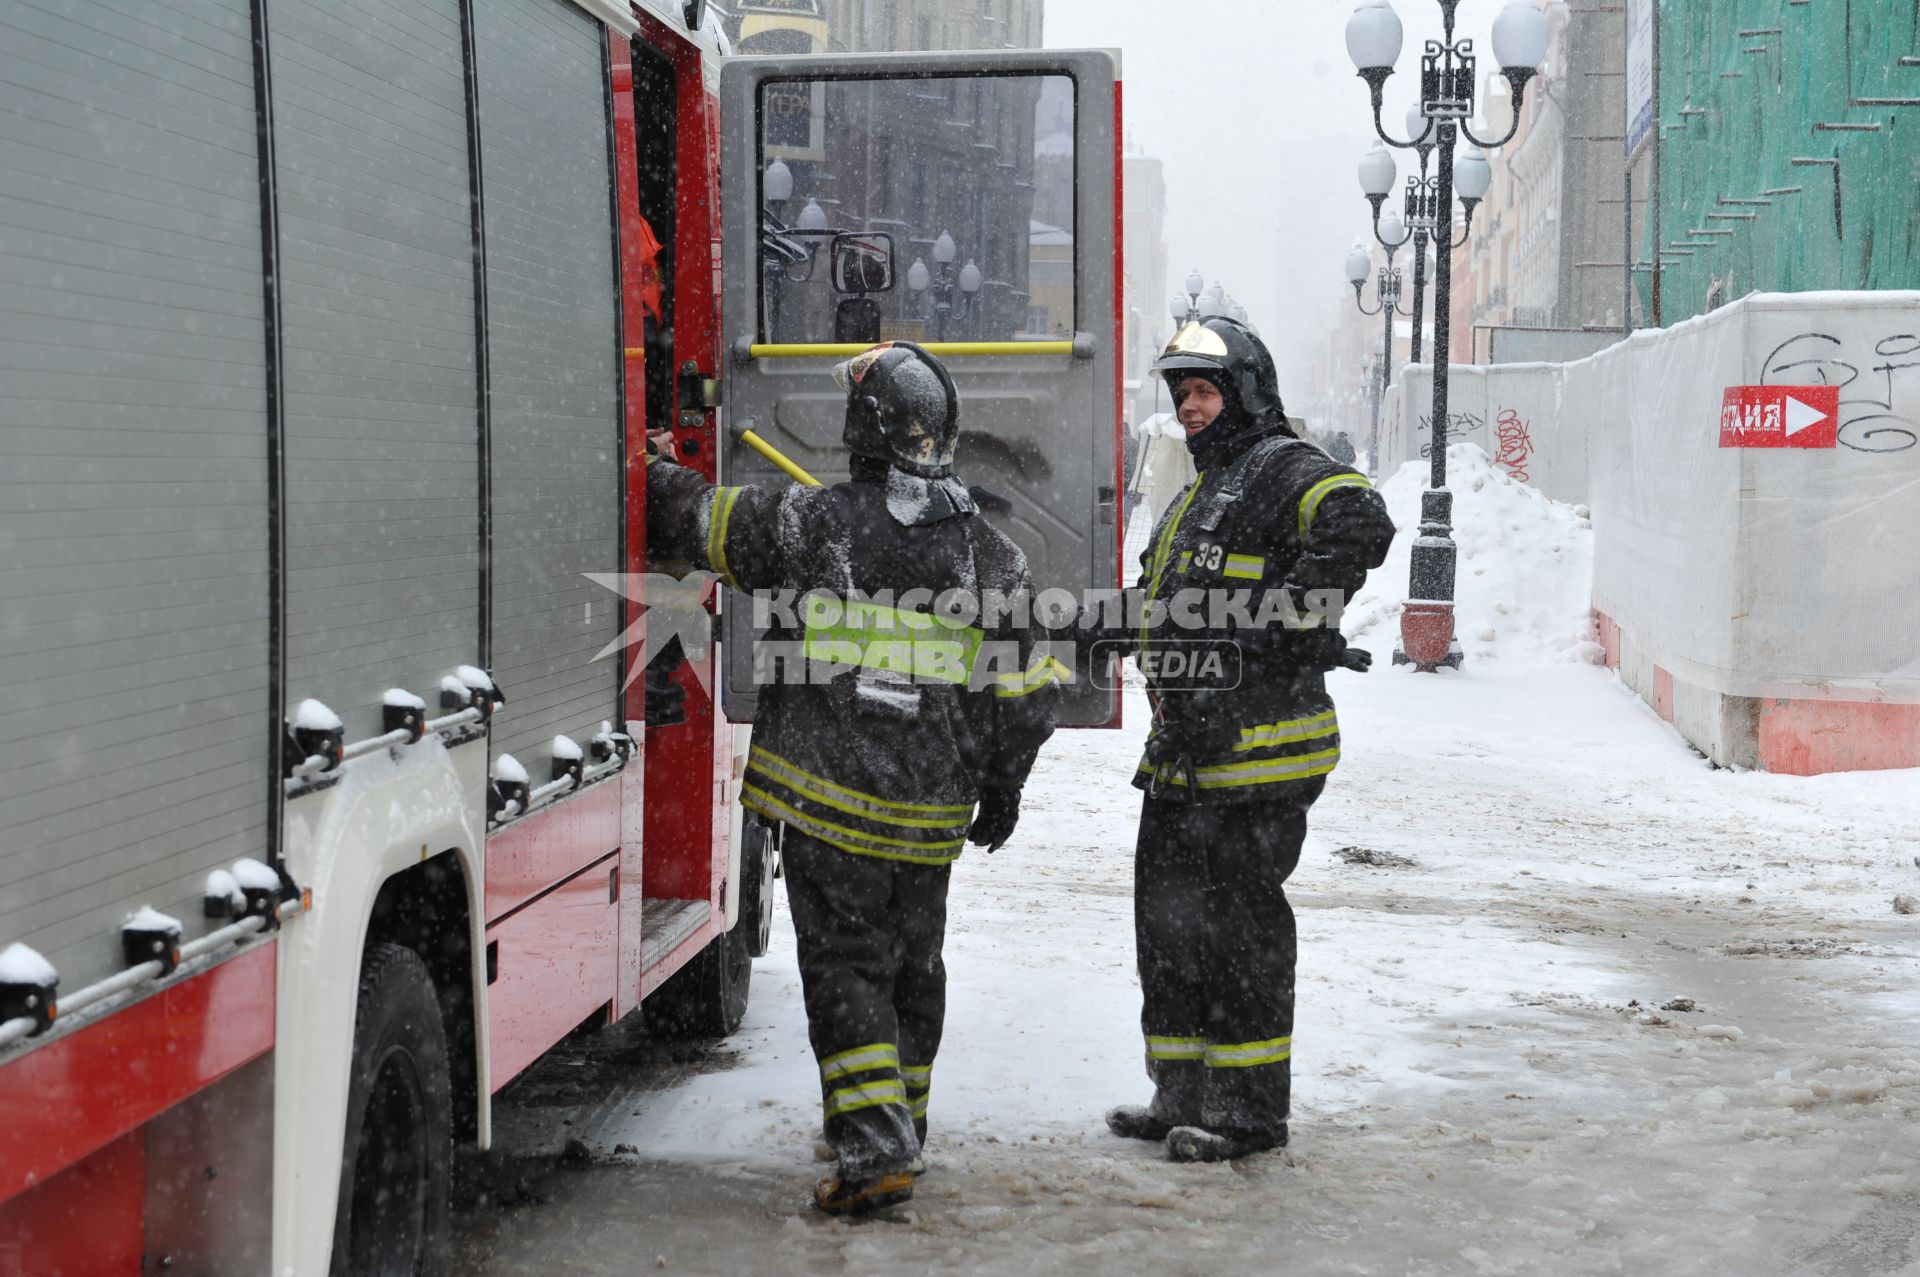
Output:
[739, 428, 822, 487]
[746, 341, 1077, 360]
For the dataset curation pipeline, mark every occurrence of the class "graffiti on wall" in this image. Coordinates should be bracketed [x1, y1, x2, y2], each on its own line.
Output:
[1416, 410, 1485, 460]
[1493, 407, 1535, 482]
[1417, 406, 1537, 483]
[1759, 331, 1920, 453]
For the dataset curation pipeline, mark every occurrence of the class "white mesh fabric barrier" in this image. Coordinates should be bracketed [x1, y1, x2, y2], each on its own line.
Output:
[1123, 415, 1196, 574]
[1385, 362, 1588, 506]
[1382, 293, 1920, 700]
[1582, 306, 1753, 696]
[1726, 298, 1920, 697]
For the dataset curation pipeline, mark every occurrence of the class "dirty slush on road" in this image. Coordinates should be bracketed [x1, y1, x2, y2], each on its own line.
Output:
[454, 645, 1920, 1274]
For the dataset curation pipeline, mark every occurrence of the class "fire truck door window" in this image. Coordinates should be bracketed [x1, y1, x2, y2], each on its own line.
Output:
[631, 43, 676, 436]
[757, 74, 1075, 345]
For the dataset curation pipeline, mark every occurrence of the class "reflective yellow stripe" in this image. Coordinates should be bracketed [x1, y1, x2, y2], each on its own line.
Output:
[820, 1043, 899, 1083]
[1297, 473, 1372, 542]
[1143, 477, 1206, 655]
[992, 653, 1065, 699]
[1188, 746, 1342, 777]
[825, 1079, 908, 1117]
[903, 1063, 931, 1116]
[1222, 553, 1265, 580]
[1188, 761, 1340, 789]
[748, 747, 973, 817]
[1232, 710, 1339, 752]
[1204, 1036, 1293, 1068]
[801, 596, 985, 686]
[747, 751, 972, 831]
[1145, 1034, 1207, 1060]
[707, 487, 741, 588]
[1177, 550, 1192, 570]
[1136, 747, 1341, 789]
[742, 786, 966, 863]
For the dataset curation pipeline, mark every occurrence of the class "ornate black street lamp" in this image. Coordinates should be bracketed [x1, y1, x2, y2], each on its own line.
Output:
[1169, 269, 1206, 329]
[1357, 102, 1464, 365]
[1345, 0, 1548, 671]
[905, 231, 981, 341]
[1345, 241, 1414, 471]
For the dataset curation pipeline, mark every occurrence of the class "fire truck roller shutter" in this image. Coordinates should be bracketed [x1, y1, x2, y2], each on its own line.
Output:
[272, 0, 482, 748]
[471, 0, 622, 781]
[0, 0, 272, 994]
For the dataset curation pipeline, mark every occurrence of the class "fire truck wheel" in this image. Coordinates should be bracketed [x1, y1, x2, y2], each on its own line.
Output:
[332, 942, 453, 1277]
[644, 904, 754, 1040]
[739, 815, 778, 959]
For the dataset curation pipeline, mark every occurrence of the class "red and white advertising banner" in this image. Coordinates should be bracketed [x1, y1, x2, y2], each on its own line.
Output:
[1718, 384, 1840, 449]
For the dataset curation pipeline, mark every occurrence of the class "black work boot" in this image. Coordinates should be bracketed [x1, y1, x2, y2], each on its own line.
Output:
[814, 1170, 915, 1216]
[1105, 1104, 1176, 1142]
[1166, 1124, 1288, 1163]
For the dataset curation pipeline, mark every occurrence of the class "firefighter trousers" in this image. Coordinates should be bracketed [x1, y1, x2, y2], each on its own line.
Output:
[782, 830, 950, 1179]
[1133, 781, 1322, 1137]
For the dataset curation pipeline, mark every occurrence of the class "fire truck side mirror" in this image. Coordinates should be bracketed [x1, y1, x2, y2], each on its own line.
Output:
[829, 232, 894, 295]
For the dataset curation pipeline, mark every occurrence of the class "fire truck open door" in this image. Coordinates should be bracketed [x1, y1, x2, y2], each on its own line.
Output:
[716, 50, 1122, 727]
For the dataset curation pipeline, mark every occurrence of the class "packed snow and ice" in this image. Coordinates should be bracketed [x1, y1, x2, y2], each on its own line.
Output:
[2, 0, 1915, 1274]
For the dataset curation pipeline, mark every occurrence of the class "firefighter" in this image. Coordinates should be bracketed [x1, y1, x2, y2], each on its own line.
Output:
[647, 342, 1058, 1213]
[1096, 316, 1394, 1162]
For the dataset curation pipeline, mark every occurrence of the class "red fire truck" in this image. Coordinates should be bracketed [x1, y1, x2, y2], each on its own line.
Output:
[0, 0, 1119, 1270]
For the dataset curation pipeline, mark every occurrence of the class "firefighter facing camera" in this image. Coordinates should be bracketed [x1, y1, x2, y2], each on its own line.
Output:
[647, 341, 1059, 1214]
[1089, 315, 1395, 1162]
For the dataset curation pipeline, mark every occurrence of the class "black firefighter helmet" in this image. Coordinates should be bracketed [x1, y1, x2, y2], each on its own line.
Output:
[834, 340, 960, 477]
[1150, 316, 1291, 437]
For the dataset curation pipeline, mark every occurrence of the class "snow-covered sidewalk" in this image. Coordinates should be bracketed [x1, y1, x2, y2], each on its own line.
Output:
[471, 454, 1920, 1274]
[477, 663, 1920, 1275]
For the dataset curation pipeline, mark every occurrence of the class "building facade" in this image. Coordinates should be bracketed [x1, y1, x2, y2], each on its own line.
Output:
[725, 0, 1057, 344]
[1637, 0, 1919, 326]
[1123, 152, 1169, 435]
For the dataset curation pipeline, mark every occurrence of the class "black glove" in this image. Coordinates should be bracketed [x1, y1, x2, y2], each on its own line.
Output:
[1289, 628, 1372, 674]
[643, 637, 688, 727]
[968, 787, 1021, 853]
[1143, 693, 1240, 765]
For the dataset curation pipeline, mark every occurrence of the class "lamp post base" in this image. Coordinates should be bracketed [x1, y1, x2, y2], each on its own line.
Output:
[1393, 600, 1463, 672]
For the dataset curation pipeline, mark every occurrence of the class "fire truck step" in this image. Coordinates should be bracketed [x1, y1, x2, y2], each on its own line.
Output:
[637, 898, 712, 973]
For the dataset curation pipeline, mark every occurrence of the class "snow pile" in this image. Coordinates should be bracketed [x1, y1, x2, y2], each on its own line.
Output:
[204, 869, 244, 913]
[1344, 442, 1601, 665]
[230, 858, 280, 891]
[0, 942, 57, 986]
[293, 697, 342, 731]
[122, 906, 183, 936]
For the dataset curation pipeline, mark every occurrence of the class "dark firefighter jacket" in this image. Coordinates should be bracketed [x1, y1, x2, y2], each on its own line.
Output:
[1126, 428, 1393, 803]
[646, 456, 1059, 864]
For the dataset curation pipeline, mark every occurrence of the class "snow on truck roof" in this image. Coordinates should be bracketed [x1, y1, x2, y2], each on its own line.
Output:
[569, 0, 731, 60]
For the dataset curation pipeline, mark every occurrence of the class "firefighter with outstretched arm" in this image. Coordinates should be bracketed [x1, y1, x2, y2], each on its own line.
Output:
[1083, 316, 1394, 1161]
[646, 342, 1058, 1213]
